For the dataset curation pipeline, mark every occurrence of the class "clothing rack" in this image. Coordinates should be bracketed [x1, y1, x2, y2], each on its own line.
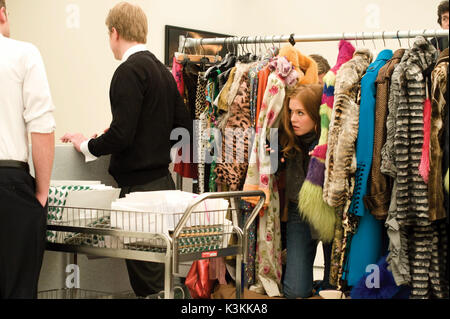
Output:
[175, 28, 448, 190]
[179, 29, 449, 51]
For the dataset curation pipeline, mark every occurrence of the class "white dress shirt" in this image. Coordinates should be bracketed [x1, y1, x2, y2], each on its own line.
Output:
[0, 33, 56, 163]
[80, 44, 148, 162]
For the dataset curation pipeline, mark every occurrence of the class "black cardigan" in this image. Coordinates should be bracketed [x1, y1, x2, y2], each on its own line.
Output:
[88, 51, 192, 186]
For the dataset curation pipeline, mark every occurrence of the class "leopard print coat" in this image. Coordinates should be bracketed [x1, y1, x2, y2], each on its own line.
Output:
[215, 69, 252, 190]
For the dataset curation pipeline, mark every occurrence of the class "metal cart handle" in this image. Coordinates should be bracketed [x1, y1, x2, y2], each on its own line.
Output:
[172, 190, 265, 273]
[242, 191, 265, 264]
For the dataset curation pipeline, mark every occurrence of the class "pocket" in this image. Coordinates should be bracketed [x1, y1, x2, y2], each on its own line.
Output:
[12, 182, 46, 209]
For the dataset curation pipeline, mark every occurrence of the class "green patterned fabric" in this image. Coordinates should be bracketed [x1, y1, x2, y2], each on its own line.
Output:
[47, 185, 92, 242]
[177, 225, 225, 254]
[63, 216, 110, 247]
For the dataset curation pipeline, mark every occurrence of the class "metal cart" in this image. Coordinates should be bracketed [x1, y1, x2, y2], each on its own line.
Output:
[45, 190, 265, 299]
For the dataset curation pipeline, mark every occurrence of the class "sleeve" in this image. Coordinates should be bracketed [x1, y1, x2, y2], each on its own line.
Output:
[88, 64, 144, 157]
[22, 44, 56, 134]
[80, 139, 98, 162]
[170, 83, 193, 147]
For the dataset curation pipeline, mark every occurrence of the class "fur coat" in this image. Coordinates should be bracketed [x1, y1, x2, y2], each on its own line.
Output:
[382, 37, 448, 299]
[391, 36, 437, 227]
[323, 49, 373, 208]
[298, 40, 355, 243]
[429, 48, 449, 221]
[278, 45, 319, 86]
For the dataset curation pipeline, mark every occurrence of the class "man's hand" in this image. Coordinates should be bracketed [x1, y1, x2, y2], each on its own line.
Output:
[35, 191, 48, 208]
[31, 132, 55, 208]
[90, 128, 109, 139]
[60, 133, 88, 152]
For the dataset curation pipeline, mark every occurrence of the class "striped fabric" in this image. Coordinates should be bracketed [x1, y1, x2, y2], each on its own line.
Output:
[394, 37, 436, 227]
[385, 36, 449, 299]
[298, 40, 355, 243]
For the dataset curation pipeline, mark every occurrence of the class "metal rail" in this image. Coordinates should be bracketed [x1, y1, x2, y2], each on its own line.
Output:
[179, 29, 449, 51]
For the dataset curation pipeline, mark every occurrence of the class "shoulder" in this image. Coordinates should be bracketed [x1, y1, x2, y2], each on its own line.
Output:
[126, 51, 160, 69]
[115, 52, 161, 78]
[1, 36, 42, 62]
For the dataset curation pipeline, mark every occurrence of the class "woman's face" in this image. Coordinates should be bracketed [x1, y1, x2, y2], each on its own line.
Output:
[289, 98, 315, 136]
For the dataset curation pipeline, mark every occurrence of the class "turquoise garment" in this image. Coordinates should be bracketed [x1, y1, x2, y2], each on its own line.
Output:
[344, 49, 393, 287]
[349, 49, 393, 217]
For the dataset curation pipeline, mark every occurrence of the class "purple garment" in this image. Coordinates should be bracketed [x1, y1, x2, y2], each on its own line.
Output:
[304, 157, 325, 187]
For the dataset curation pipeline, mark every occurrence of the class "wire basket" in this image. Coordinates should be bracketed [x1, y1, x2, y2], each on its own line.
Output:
[38, 288, 114, 299]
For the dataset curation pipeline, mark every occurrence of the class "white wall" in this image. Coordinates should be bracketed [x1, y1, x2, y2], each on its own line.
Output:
[7, 0, 443, 141]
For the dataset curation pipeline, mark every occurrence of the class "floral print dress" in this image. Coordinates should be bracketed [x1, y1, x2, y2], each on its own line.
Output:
[243, 56, 298, 297]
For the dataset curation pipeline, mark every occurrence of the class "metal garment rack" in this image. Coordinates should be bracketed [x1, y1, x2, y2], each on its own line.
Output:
[179, 29, 449, 51]
[174, 28, 448, 191]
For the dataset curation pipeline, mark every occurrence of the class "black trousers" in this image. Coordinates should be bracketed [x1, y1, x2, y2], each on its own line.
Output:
[0, 168, 47, 299]
[120, 173, 176, 297]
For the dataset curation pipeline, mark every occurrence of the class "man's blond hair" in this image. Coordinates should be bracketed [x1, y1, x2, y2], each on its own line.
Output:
[0, 0, 6, 9]
[105, 2, 148, 44]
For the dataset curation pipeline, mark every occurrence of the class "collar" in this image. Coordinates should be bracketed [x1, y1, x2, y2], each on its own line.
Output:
[375, 49, 394, 62]
[122, 44, 147, 62]
[298, 131, 317, 146]
[437, 47, 449, 64]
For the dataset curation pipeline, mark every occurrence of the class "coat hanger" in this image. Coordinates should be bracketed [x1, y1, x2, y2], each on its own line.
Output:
[237, 37, 243, 61]
[223, 38, 237, 69]
[175, 36, 221, 65]
[382, 31, 386, 48]
[218, 37, 231, 63]
[245, 36, 252, 62]
[204, 38, 237, 79]
[434, 29, 440, 51]
[278, 34, 284, 50]
[407, 30, 411, 48]
[396, 30, 402, 48]
[251, 37, 258, 61]
[372, 32, 376, 50]
[238, 37, 251, 63]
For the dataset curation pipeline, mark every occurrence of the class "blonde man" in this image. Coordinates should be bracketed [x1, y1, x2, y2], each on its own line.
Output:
[62, 2, 191, 297]
[309, 54, 330, 85]
[0, 0, 56, 298]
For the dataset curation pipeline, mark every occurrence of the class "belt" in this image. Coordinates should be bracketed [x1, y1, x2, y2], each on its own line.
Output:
[0, 160, 30, 173]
